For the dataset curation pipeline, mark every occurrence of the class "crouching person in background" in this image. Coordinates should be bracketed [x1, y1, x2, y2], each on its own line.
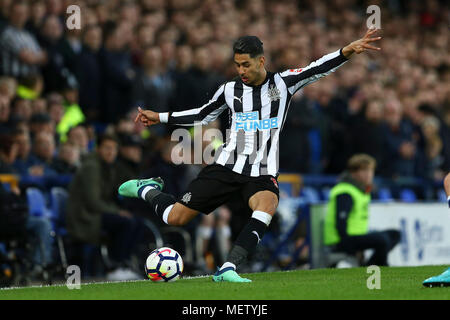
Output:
[66, 134, 144, 281]
[324, 154, 401, 266]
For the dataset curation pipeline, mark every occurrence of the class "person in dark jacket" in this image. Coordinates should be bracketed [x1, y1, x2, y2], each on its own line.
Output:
[76, 24, 103, 122]
[99, 21, 135, 124]
[66, 134, 143, 280]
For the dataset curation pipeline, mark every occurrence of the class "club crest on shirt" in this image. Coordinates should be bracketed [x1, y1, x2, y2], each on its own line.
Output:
[267, 84, 281, 102]
[181, 192, 192, 204]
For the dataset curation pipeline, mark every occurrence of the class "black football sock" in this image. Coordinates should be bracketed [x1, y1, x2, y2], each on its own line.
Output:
[223, 211, 272, 270]
[141, 188, 176, 224]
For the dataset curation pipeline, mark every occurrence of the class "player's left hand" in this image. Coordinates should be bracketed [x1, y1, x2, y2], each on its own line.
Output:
[342, 28, 381, 57]
[135, 107, 160, 127]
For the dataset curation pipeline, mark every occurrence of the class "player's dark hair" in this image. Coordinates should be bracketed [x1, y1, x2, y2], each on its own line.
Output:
[233, 36, 264, 58]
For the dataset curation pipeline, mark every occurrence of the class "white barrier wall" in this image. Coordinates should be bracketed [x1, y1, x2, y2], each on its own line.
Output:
[369, 203, 450, 266]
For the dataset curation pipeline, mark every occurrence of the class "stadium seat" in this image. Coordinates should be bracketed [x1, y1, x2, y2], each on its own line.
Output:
[320, 187, 331, 201]
[278, 182, 293, 197]
[50, 187, 70, 269]
[377, 187, 393, 202]
[50, 187, 69, 235]
[400, 188, 417, 202]
[437, 189, 448, 202]
[26, 187, 52, 218]
[301, 186, 321, 203]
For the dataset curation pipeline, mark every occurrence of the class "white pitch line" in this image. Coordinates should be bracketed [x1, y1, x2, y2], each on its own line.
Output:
[0, 274, 214, 291]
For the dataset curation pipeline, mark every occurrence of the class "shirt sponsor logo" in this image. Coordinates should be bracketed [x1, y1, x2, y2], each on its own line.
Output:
[235, 111, 278, 132]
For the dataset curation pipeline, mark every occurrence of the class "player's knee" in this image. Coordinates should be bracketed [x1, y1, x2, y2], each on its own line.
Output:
[167, 212, 186, 226]
[249, 192, 278, 215]
[255, 198, 278, 215]
[166, 206, 196, 226]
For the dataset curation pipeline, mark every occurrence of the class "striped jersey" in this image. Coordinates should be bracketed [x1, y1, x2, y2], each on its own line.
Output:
[0, 26, 43, 78]
[160, 48, 348, 177]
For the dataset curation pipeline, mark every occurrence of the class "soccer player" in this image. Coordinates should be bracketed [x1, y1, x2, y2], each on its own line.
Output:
[423, 172, 450, 287]
[119, 28, 382, 282]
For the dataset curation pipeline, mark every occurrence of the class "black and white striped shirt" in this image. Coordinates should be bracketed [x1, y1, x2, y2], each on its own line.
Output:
[160, 48, 348, 177]
[0, 26, 42, 78]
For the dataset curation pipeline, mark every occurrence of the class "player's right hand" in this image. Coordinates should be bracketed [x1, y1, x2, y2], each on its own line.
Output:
[135, 107, 160, 126]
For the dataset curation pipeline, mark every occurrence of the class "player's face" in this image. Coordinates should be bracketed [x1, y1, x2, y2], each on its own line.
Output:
[234, 53, 265, 85]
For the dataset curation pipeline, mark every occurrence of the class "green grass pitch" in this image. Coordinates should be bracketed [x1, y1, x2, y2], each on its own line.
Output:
[1, 266, 449, 300]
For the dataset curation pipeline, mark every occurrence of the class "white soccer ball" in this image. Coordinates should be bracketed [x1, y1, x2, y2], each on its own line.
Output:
[145, 247, 184, 282]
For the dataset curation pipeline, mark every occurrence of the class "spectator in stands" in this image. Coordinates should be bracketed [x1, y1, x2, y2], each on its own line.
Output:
[278, 90, 313, 173]
[51, 142, 80, 174]
[38, 14, 75, 94]
[351, 100, 387, 176]
[0, 77, 17, 100]
[99, 21, 135, 123]
[0, 129, 18, 173]
[324, 154, 401, 266]
[0, 95, 10, 131]
[47, 95, 64, 130]
[169, 45, 194, 112]
[421, 116, 444, 180]
[76, 24, 103, 122]
[115, 134, 143, 185]
[0, 0, 10, 34]
[131, 45, 173, 114]
[66, 134, 143, 280]
[66, 124, 90, 159]
[180, 45, 225, 109]
[16, 74, 43, 101]
[29, 131, 57, 176]
[0, 131, 54, 276]
[24, 0, 46, 36]
[10, 97, 32, 123]
[29, 112, 54, 140]
[31, 97, 47, 115]
[56, 83, 85, 141]
[0, 0, 47, 78]
[12, 128, 38, 176]
[382, 98, 421, 178]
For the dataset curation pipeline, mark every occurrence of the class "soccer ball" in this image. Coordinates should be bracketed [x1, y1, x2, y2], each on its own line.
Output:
[145, 247, 184, 282]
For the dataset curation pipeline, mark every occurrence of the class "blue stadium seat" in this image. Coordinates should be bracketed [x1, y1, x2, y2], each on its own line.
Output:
[321, 187, 331, 201]
[301, 186, 321, 203]
[437, 189, 447, 202]
[278, 182, 293, 197]
[400, 188, 417, 202]
[26, 187, 52, 218]
[50, 187, 71, 269]
[50, 187, 69, 236]
[377, 188, 393, 202]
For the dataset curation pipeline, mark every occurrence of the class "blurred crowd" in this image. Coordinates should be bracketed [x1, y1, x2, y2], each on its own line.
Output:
[0, 0, 449, 282]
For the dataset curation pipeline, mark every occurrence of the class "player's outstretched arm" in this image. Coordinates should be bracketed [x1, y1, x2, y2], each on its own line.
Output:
[342, 28, 381, 58]
[136, 84, 227, 127]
